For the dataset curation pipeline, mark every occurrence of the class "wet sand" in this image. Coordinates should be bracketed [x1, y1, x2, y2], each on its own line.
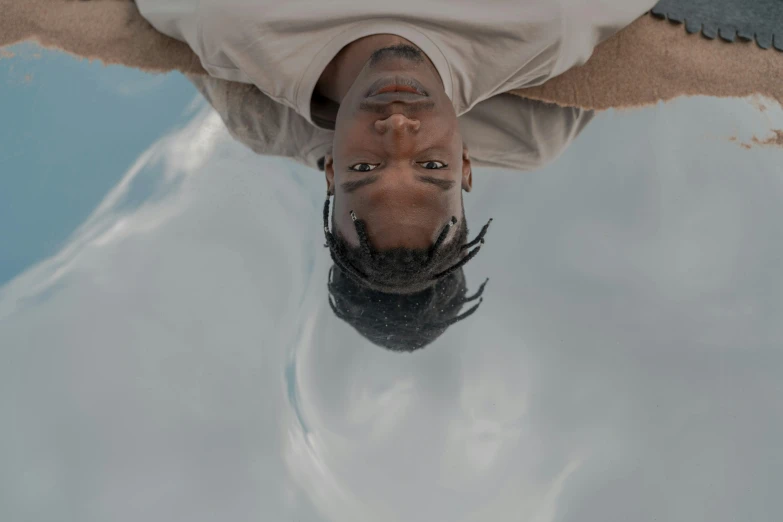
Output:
[0, 0, 205, 75]
[2, 0, 781, 111]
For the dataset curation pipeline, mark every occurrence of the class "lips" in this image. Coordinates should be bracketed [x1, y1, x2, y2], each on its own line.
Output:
[366, 77, 429, 97]
[373, 84, 421, 95]
[366, 91, 430, 103]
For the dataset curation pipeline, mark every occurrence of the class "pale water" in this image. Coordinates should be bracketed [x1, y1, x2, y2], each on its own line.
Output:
[1, 43, 782, 522]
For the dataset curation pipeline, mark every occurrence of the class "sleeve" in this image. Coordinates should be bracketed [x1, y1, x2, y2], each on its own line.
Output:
[457, 93, 594, 172]
[550, 0, 660, 77]
[136, 0, 257, 83]
[186, 74, 333, 171]
[135, 0, 203, 53]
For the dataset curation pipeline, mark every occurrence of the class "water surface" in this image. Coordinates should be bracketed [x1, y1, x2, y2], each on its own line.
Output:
[1, 44, 782, 522]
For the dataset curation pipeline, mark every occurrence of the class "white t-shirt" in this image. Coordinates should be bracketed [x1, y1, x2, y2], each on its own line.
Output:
[138, 0, 656, 169]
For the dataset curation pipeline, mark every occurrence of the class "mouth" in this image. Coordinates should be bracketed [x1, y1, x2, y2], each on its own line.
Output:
[365, 91, 431, 103]
[366, 76, 429, 98]
[375, 84, 420, 95]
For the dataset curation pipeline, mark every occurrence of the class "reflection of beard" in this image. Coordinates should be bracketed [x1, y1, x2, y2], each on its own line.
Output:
[367, 43, 426, 68]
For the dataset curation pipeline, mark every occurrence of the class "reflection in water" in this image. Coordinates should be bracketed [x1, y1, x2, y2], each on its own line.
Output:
[1, 75, 783, 520]
[327, 265, 489, 351]
[322, 193, 492, 296]
[188, 73, 594, 176]
[192, 73, 589, 341]
[3, 12, 783, 515]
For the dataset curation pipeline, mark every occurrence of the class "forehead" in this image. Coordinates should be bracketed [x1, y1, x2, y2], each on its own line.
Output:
[333, 203, 463, 253]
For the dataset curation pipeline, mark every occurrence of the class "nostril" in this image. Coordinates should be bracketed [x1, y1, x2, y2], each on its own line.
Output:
[375, 116, 420, 132]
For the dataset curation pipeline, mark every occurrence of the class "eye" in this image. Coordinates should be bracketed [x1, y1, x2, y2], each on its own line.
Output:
[420, 161, 448, 170]
[349, 163, 378, 172]
[348, 161, 449, 172]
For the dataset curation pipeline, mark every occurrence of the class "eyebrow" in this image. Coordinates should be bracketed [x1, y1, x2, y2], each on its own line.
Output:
[419, 175, 455, 190]
[341, 175, 380, 193]
[340, 174, 455, 193]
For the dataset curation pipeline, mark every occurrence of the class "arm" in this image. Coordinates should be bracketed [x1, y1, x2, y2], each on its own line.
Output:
[187, 74, 333, 171]
[512, 12, 783, 110]
[457, 94, 594, 172]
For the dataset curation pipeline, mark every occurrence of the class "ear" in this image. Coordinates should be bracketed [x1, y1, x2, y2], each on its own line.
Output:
[324, 153, 335, 195]
[461, 144, 473, 192]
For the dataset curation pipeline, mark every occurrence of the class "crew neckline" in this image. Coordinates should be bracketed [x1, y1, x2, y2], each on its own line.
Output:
[295, 20, 454, 128]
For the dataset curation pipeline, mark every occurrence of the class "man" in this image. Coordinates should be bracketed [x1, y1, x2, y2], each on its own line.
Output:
[136, 0, 659, 293]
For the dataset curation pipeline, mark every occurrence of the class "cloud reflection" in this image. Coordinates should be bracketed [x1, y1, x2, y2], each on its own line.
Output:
[1, 94, 782, 522]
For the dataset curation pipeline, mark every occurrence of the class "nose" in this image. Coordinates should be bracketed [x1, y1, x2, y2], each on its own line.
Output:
[374, 113, 421, 134]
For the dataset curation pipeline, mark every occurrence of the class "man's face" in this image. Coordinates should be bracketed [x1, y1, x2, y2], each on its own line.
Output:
[324, 43, 472, 250]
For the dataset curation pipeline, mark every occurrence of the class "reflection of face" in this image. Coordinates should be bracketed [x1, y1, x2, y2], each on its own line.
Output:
[324, 44, 472, 250]
[287, 326, 538, 522]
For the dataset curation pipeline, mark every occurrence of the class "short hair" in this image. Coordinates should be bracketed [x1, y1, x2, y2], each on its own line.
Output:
[327, 264, 489, 352]
[322, 194, 493, 295]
